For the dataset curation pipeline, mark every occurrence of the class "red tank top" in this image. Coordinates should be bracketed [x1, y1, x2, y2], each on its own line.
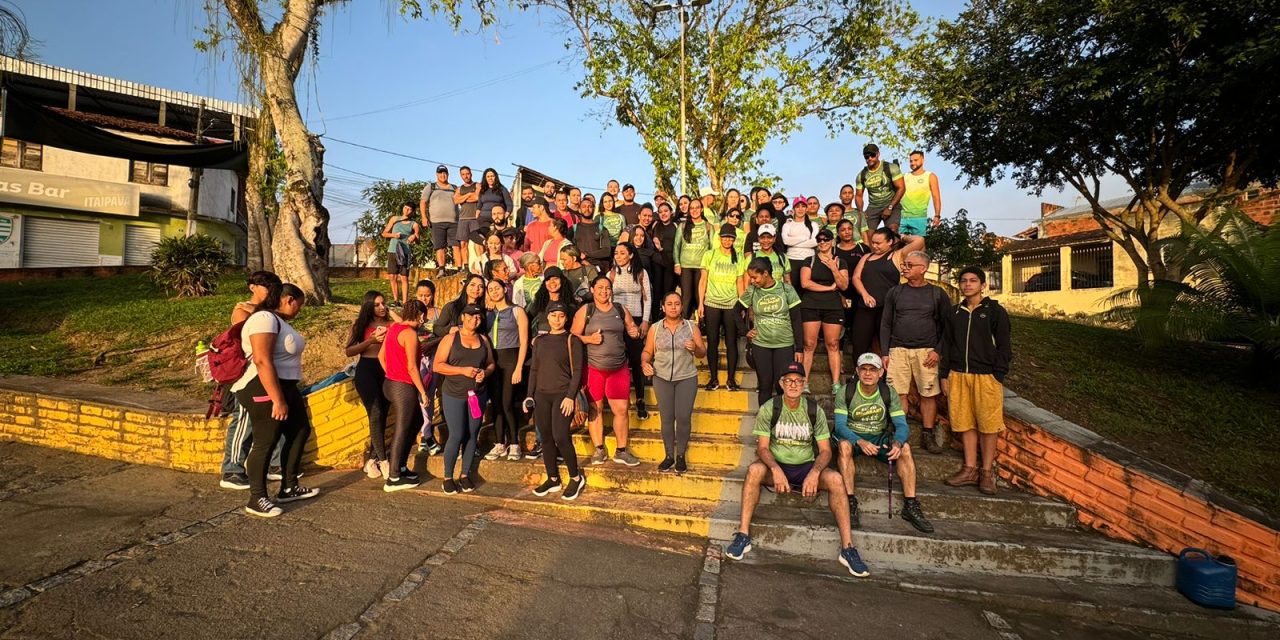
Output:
[383, 324, 415, 384]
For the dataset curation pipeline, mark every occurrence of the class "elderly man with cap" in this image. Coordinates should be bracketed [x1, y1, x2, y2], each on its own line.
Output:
[855, 142, 906, 234]
[618, 183, 643, 226]
[833, 352, 934, 533]
[699, 186, 720, 220]
[420, 165, 459, 274]
[724, 362, 870, 577]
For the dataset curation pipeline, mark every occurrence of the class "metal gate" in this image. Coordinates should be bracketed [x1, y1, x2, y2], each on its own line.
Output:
[124, 225, 162, 266]
[20, 217, 100, 267]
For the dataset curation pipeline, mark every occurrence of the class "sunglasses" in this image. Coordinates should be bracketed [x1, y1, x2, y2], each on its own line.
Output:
[864, 152, 878, 159]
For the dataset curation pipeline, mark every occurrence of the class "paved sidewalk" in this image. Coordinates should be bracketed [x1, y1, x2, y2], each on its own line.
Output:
[0, 442, 1232, 639]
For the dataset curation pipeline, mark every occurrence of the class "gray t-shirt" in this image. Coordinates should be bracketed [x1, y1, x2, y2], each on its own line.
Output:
[880, 283, 947, 351]
[457, 182, 479, 220]
[583, 303, 628, 371]
[423, 182, 458, 224]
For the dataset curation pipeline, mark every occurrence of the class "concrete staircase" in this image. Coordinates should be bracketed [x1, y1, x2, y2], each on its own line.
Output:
[410, 352, 1279, 637]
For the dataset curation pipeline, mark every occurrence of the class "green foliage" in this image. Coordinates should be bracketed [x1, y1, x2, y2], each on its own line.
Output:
[924, 209, 1001, 279]
[354, 180, 434, 267]
[545, 0, 921, 193]
[149, 234, 233, 298]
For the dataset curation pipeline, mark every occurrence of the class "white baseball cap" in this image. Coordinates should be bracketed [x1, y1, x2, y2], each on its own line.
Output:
[757, 223, 777, 236]
[856, 353, 883, 369]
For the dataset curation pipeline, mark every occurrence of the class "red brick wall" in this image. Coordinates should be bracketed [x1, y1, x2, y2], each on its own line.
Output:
[998, 417, 1280, 611]
[1042, 216, 1103, 237]
[1240, 190, 1278, 226]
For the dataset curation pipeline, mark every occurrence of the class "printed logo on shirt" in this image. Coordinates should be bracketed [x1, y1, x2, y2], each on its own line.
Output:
[773, 416, 813, 448]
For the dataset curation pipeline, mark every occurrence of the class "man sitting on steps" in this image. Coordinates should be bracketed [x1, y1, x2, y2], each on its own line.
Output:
[724, 362, 871, 578]
[834, 353, 934, 534]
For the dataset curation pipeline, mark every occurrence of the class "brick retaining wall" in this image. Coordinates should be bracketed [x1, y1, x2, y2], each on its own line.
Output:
[998, 389, 1280, 611]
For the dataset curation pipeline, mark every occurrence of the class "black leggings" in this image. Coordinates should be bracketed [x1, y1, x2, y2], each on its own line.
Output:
[489, 348, 520, 445]
[752, 344, 796, 408]
[354, 357, 389, 461]
[851, 306, 884, 358]
[705, 305, 741, 382]
[680, 267, 703, 318]
[534, 392, 579, 479]
[382, 379, 420, 477]
[235, 376, 311, 502]
[625, 317, 648, 408]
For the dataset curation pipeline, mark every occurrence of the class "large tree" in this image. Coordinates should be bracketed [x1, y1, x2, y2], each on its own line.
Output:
[538, 0, 920, 195]
[914, 0, 1280, 291]
[0, 1, 35, 59]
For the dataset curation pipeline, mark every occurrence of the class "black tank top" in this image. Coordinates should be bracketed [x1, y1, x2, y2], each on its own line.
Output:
[862, 253, 901, 305]
[442, 333, 490, 398]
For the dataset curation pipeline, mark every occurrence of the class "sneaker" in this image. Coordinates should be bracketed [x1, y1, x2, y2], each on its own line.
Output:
[590, 447, 609, 465]
[726, 381, 740, 392]
[442, 479, 459, 495]
[705, 381, 721, 391]
[245, 497, 283, 518]
[725, 532, 752, 560]
[363, 459, 380, 478]
[613, 448, 641, 467]
[277, 485, 320, 503]
[674, 456, 687, 474]
[848, 495, 861, 529]
[426, 440, 443, 455]
[525, 444, 542, 460]
[920, 428, 944, 455]
[484, 443, 506, 461]
[401, 468, 420, 483]
[383, 476, 420, 492]
[458, 477, 475, 493]
[944, 466, 979, 487]
[267, 467, 283, 481]
[533, 478, 562, 496]
[506, 444, 522, 461]
[219, 473, 250, 490]
[378, 460, 391, 479]
[636, 403, 649, 420]
[658, 456, 675, 472]
[839, 545, 870, 577]
[562, 475, 585, 501]
[901, 498, 934, 533]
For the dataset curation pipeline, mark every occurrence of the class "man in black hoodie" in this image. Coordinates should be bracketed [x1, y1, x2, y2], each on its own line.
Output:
[573, 196, 614, 271]
[939, 266, 1012, 495]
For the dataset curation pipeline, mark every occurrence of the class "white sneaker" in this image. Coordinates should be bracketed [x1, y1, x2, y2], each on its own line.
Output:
[363, 459, 380, 478]
[378, 460, 391, 479]
[484, 443, 505, 461]
[506, 444, 522, 461]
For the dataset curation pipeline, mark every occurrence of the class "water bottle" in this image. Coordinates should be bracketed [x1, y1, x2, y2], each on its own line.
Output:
[467, 389, 483, 420]
[194, 340, 213, 383]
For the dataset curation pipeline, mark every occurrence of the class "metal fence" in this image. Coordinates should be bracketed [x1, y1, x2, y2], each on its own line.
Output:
[1011, 249, 1061, 293]
[1070, 243, 1114, 289]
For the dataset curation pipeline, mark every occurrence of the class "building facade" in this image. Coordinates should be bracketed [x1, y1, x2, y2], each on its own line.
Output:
[0, 56, 253, 269]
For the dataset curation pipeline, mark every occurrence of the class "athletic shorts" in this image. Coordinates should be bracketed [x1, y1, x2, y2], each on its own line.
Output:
[586, 365, 632, 402]
[865, 203, 902, 229]
[800, 307, 843, 324]
[850, 431, 894, 463]
[431, 222, 458, 250]
[887, 346, 941, 398]
[386, 252, 408, 276]
[946, 371, 1005, 434]
[899, 216, 928, 235]
[456, 219, 481, 246]
[765, 461, 814, 492]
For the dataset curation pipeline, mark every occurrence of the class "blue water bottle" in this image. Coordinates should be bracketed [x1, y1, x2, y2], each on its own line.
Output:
[1176, 548, 1237, 609]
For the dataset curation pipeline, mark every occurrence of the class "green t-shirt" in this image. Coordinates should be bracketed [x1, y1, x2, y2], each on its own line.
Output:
[835, 384, 905, 438]
[701, 249, 745, 309]
[740, 281, 800, 348]
[752, 397, 829, 465]
[675, 220, 714, 268]
[901, 170, 933, 218]
[601, 212, 625, 244]
[856, 162, 903, 210]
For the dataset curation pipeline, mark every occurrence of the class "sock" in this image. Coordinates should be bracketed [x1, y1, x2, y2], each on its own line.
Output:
[616, 447, 626, 453]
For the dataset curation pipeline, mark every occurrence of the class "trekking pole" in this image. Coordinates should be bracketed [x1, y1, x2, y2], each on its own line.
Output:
[887, 444, 895, 519]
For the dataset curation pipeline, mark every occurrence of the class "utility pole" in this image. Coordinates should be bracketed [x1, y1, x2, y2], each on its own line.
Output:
[186, 100, 206, 237]
[651, 0, 708, 198]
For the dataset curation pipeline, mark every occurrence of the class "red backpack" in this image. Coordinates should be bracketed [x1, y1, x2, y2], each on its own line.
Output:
[204, 313, 277, 417]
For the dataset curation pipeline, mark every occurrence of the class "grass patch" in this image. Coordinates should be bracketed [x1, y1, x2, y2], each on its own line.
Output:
[1006, 316, 1280, 517]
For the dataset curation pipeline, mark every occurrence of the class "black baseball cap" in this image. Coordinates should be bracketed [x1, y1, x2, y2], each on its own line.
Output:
[815, 228, 835, 242]
[531, 196, 550, 209]
[546, 301, 569, 315]
[436, 165, 449, 173]
[622, 183, 635, 191]
[462, 304, 484, 317]
[781, 362, 805, 378]
[719, 223, 738, 238]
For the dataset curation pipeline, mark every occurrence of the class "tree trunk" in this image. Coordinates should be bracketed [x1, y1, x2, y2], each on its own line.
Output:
[245, 106, 275, 272]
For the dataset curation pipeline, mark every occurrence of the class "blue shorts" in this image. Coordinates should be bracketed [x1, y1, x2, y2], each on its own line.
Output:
[765, 461, 814, 492]
[899, 216, 928, 235]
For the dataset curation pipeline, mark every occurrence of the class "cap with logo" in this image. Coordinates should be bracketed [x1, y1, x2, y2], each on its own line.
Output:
[856, 352, 884, 369]
[757, 223, 777, 236]
[436, 165, 449, 173]
[462, 304, 485, 317]
[546, 301, 569, 315]
[780, 362, 806, 378]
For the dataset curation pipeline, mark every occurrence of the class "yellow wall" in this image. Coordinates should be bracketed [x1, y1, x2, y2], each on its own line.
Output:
[992, 241, 1141, 318]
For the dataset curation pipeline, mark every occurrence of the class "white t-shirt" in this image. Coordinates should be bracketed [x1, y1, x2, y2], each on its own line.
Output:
[231, 310, 306, 391]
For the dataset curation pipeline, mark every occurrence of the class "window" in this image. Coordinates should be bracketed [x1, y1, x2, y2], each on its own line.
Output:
[1, 138, 42, 171]
[1071, 243, 1114, 289]
[1011, 249, 1061, 293]
[130, 160, 169, 186]
[985, 264, 1003, 293]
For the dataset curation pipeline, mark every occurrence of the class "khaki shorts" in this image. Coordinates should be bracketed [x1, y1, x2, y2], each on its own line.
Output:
[887, 347, 940, 397]
[947, 371, 1004, 434]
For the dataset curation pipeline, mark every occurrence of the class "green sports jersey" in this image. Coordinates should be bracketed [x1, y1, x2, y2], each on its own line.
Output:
[601, 212, 626, 243]
[901, 170, 934, 218]
[856, 162, 903, 209]
[753, 398, 829, 465]
[701, 249, 746, 309]
[740, 281, 800, 348]
[835, 384, 905, 438]
[675, 220, 714, 268]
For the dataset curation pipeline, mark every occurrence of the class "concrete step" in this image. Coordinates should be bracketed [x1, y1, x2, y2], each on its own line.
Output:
[635, 385, 757, 411]
[569, 430, 745, 468]
[710, 503, 1176, 586]
[601, 408, 751, 436]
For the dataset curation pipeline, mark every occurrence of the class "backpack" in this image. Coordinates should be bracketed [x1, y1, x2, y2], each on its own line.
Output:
[204, 312, 278, 418]
[858, 160, 900, 195]
[842, 379, 897, 441]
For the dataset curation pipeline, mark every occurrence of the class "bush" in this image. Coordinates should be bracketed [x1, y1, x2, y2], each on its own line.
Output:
[149, 234, 232, 298]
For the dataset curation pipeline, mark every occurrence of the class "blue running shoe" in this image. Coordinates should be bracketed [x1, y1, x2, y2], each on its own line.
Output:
[725, 532, 753, 561]
[839, 545, 870, 577]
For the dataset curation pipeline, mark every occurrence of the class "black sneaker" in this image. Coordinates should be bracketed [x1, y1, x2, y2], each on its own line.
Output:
[848, 495, 861, 529]
[277, 485, 320, 503]
[562, 475, 585, 501]
[901, 498, 934, 533]
[401, 469, 420, 483]
[245, 497, 282, 518]
[442, 479, 459, 495]
[726, 381, 741, 392]
[219, 473, 250, 490]
[705, 381, 721, 391]
[533, 478, 562, 496]
[674, 456, 687, 474]
[418, 439, 442, 456]
[524, 444, 543, 460]
[458, 477, 475, 493]
[636, 403, 649, 420]
[658, 456, 675, 472]
[383, 476, 420, 492]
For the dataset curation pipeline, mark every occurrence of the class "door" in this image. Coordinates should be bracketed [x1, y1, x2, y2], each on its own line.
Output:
[20, 217, 100, 267]
[124, 225, 162, 266]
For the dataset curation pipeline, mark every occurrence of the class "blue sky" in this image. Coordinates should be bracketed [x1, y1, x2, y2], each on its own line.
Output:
[20, 0, 1123, 242]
